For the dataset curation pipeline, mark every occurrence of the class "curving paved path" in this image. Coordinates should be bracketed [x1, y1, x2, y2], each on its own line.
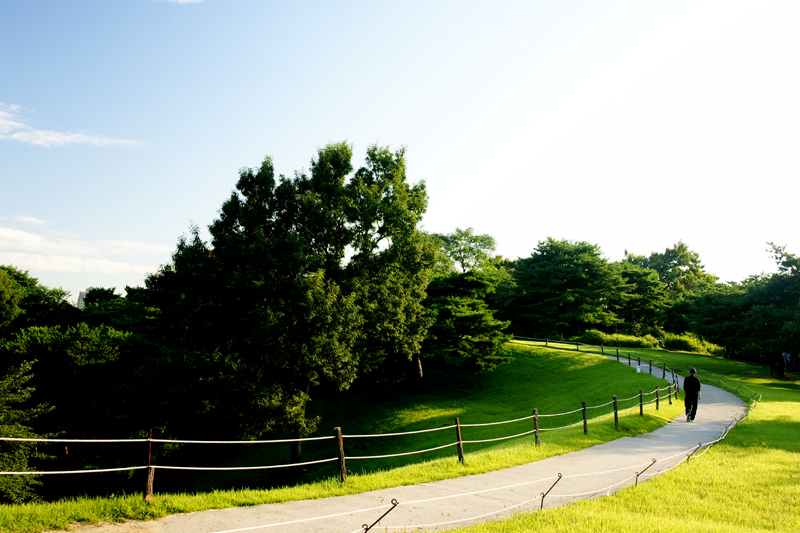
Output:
[62, 365, 746, 533]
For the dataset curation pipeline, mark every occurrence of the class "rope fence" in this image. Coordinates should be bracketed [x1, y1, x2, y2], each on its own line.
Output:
[208, 390, 762, 533]
[1, 373, 680, 498]
[1, 339, 759, 506]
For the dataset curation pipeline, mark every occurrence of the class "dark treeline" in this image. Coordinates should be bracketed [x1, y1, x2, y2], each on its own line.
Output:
[1, 143, 798, 503]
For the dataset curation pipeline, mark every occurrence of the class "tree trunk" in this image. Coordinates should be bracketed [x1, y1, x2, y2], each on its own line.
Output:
[290, 382, 311, 463]
[413, 354, 424, 378]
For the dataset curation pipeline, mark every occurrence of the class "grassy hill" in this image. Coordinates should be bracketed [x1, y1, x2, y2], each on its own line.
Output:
[458, 345, 800, 533]
[0, 342, 685, 532]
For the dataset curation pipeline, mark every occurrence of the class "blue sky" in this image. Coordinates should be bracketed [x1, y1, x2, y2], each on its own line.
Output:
[1, 0, 798, 302]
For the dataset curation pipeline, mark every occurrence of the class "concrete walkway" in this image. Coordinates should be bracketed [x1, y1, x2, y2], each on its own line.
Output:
[64, 368, 746, 533]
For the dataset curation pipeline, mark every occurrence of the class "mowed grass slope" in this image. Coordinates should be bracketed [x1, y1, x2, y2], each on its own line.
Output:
[458, 349, 800, 533]
[0, 342, 682, 533]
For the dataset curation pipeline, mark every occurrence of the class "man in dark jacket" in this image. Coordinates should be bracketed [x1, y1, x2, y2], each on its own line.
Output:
[683, 368, 702, 422]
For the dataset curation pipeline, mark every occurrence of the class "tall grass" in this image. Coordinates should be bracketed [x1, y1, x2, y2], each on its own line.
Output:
[0, 343, 681, 533]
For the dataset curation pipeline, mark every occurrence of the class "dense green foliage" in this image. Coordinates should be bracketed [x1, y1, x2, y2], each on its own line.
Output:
[624, 240, 718, 299]
[0, 361, 51, 504]
[0, 267, 77, 336]
[510, 238, 626, 338]
[143, 143, 437, 449]
[425, 228, 511, 371]
[575, 329, 660, 349]
[423, 271, 511, 371]
[0, 271, 21, 329]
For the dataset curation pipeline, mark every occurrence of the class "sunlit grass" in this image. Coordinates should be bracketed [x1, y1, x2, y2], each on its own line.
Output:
[457, 353, 800, 533]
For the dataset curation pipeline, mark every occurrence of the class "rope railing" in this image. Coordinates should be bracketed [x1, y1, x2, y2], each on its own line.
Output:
[151, 435, 336, 444]
[460, 414, 536, 427]
[462, 428, 539, 444]
[1, 378, 678, 482]
[205, 391, 761, 533]
[0, 466, 148, 476]
[345, 442, 458, 461]
[1, 342, 726, 505]
[152, 457, 340, 471]
[343, 425, 456, 438]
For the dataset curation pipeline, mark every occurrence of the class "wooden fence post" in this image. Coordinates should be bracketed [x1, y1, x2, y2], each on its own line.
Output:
[649, 359, 652, 374]
[533, 409, 540, 447]
[613, 395, 618, 430]
[582, 402, 588, 435]
[638, 356, 641, 367]
[601, 345, 604, 356]
[668, 383, 673, 405]
[144, 429, 154, 503]
[656, 386, 660, 410]
[639, 389, 644, 416]
[334, 427, 346, 482]
[576, 341, 580, 352]
[662, 363, 666, 379]
[675, 380, 679, 400]
[545, 338, 548, 347]
[628, 353, 631, 366]
[455, 418, 465, 464]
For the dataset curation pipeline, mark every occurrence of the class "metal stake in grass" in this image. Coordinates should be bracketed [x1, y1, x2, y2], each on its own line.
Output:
[361, 499, 399, 531]
[540, 473, 562, 510]
[635, 458, 657, 486]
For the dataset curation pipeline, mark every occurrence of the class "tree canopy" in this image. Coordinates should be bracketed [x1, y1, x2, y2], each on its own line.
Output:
[624, 241, 717, 299]
[146, 142, 436, 445]
[511, 238, 625, 338]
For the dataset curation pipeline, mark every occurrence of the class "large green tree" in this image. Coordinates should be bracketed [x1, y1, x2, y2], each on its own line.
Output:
[624, 241, 717, 300]
[423, 271, 511, 371]
[424, 228, 512, 371]
[609, 261, 667, 335]
[681, 243, 800, 371]
[511, 238, 625, 338]
[147, 143, 435, 454]
[430, 228, 497, 273]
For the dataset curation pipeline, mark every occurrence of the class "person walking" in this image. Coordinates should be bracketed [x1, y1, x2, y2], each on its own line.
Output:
[683, 368, 702, 422]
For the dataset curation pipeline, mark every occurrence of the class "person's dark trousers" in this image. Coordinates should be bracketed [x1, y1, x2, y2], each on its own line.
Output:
[685, 394, 698, 421]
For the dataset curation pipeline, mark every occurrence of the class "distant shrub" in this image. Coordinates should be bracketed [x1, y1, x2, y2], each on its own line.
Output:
[574, 330, 660, 349]
[663, 332, 723, 356]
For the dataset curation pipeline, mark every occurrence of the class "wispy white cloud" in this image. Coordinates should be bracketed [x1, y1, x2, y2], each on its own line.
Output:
[0, 252, 156, 275]
[0, 216, 48, 226]
[0, 226, 172, 259]
[0, 102, 138, 148]
[164, 0, 202, 4]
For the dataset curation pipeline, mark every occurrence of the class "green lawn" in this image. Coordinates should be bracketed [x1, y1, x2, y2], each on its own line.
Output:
[0, 342, 683, 532]
[457, 349, 799, 533]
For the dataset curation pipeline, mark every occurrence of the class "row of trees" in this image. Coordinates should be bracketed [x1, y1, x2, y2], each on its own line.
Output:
[0, 144, 513, 502]
[1, 142, 797, 503]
